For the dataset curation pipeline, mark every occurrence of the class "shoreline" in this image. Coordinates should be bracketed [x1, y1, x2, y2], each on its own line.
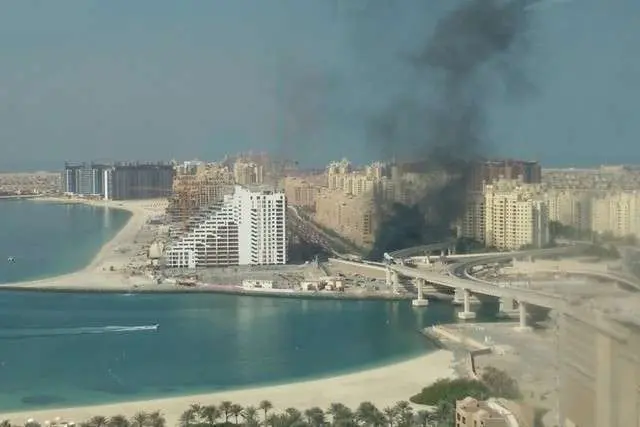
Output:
[2, 197, 167, 290]
[0, 349, 455, 425]
[1, 197, 419, 302]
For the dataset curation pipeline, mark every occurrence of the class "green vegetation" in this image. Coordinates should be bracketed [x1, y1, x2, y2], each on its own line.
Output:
[410, 367, 521, 425]
[1, 369, 521, 427]
[480, 366, 521, 400]
[410, 378, 490, 406]
[0, 400, 440, 427]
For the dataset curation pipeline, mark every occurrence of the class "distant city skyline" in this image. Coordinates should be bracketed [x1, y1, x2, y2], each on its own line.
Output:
[1, 0, 639, 171]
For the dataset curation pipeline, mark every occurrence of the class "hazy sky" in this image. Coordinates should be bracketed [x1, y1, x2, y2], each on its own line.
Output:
[1, 0, 639, 171]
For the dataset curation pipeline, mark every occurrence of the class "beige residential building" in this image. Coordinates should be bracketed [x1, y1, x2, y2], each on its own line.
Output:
[483, 179, 549, 250]
[233, 160, 264, 186]
[559, 297, 640, 427]
[546, 189, 592, 231]
[283, 176, 322, 210]
[591, 191, 640, 238]
[314, 189, 377, 248]
[326, 158, 389, 198]
[455, 396, 532, 427]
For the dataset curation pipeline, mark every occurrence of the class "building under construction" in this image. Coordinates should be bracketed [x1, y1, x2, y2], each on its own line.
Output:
[167, 162, 235, 236]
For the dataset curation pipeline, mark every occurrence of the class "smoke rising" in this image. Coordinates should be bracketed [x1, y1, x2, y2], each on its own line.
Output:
[368, 0, 533, 258]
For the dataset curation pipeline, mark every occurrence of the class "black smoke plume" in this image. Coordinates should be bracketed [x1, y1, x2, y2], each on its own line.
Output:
[368, 0, 533, 259]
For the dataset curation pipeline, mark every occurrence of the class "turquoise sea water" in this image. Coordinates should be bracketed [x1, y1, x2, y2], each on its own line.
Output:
[0, 292, 460, 412]
[0, 201, 492, 413]
[0, 201, 131, 284]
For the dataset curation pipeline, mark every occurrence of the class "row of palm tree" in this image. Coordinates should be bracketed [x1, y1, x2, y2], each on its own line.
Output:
[179, 400, 444, 427]
[1, 399, 454, 427]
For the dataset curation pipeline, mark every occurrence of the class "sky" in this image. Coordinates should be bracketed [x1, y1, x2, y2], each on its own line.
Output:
[0, 0, 639, 171]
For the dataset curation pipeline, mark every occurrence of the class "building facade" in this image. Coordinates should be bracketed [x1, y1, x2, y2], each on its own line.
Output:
[107, 162, 174, 200]
[233, 160, 264, 186]
[165, 186, 286, 268]
[469, 159, 541, 192]
[62, 162, 111, 197]
[483, 179, 549, 250]
[283, 176, 322, 210]
[591, 191, 640, 239]
[559, 300, 640, 427]
[314, 189, 377, 248]
[546, 189, 592, 232]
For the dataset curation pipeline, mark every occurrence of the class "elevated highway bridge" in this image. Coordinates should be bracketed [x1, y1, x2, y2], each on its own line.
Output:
[329, 243, 623, 329]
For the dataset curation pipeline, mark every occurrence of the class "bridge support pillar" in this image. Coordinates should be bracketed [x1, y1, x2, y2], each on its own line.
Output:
[453, 288, 465, 305]
[385, 267, 392, 287]
[515, 301, 532, 332]
[412, 278, 429, 307]
[390, 270, 399, 294]
[457, 289, 477, 320]
[497, 297, 519, 319]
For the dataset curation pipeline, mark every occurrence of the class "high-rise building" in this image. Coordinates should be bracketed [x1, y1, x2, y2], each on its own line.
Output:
[107, 162, 174, 200]
[483, 179, 549, 250]
[165, 186, 287, 268]
[283, 176, 322, 210]
[233, 160, 264, 186]
[591, 191, 640, 238]
[470, 159, 541, 191]
[558, 297, 640, 427]
[314, 189, 377, 248]
[62, 162, 111, 196]
[546, 189, 592, 232]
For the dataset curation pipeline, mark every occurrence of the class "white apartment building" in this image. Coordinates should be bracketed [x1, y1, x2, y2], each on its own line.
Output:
[591, 191, 640, 238]
[546, 189, 592, 231]
[483, 179, 550, 250]
[165, 186, 286, 268]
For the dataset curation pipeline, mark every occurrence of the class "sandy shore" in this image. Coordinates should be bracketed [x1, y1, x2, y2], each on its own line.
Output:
[0, 349, 454, 426]
[6, 197, 168, 291]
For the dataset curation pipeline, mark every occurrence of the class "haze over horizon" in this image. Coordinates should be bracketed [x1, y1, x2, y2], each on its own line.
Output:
[1, 0, 639, 172]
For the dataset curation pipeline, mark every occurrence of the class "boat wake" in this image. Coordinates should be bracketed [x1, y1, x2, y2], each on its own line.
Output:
[0, 324, 159, 339]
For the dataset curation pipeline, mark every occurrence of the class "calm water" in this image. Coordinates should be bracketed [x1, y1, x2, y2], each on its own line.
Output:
[0, 201, 131, 284]
[0, 201, 494, 412]
[0, 292, 462, 411]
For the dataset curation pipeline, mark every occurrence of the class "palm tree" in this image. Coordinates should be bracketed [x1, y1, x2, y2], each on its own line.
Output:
[382, 407, 397, 427]
[200, 405, 221, 427]
[259, 400, 274, 423]
[304, 407, 325, 427]
[434, 401, 453, 425]
[147, 411, 166, 427]
[413, 410, 432, 427]
[284, 408, 302, 425]
[265, 413, 285, 427]
[241, 406, 260, 427]
[220, 401, 233, 424]
[190, 404, 204, 418]
[179, 409, 197, 427]
[0, 421, 11, 427]
[356, 402, 385, 426]
[230, 404, 244, 424]
[131, 412, 148, 427]
[393, 401, 413, 427]
[327, 403, 353, 426]
[107, 415, 130, 427]
[89, 416, 108, 427]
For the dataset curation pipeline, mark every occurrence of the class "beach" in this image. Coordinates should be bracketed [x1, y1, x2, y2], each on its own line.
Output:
[0, 349, 455, 426]
[7, 197, 167, 291]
